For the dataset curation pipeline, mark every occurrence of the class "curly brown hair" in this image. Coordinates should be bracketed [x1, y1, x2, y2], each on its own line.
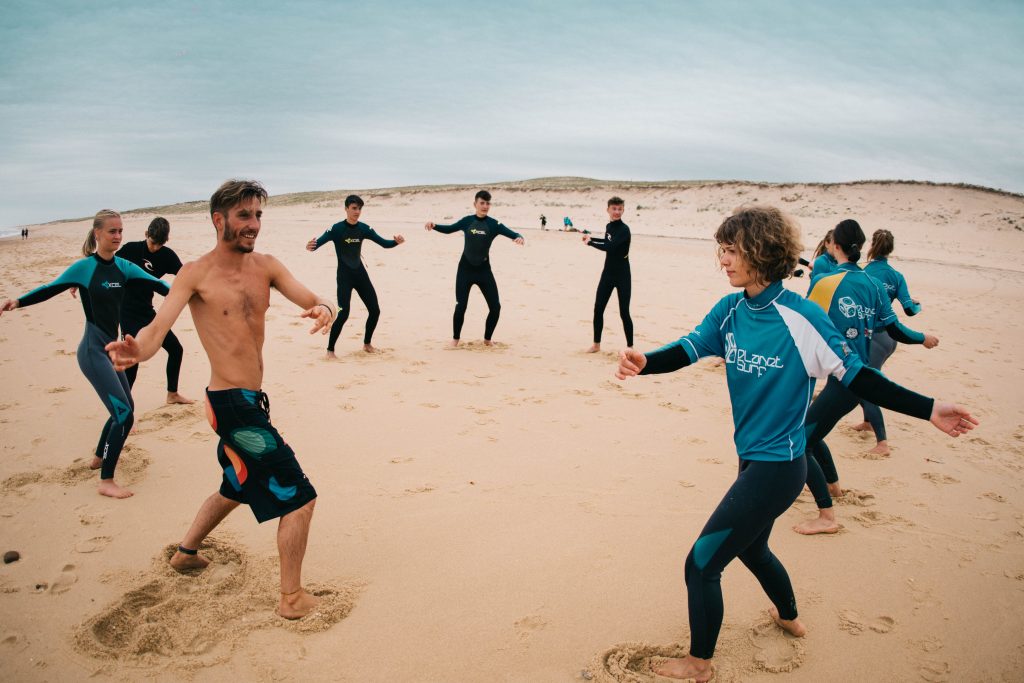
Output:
[714, 206, 802, 285]
[867, 229, 894, 261]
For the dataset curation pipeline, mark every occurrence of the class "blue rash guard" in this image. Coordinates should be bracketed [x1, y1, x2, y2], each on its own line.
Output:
[17, 254, 169, 338]
[864, 258, 921, 316]
[806, 253, 838, 294]
[433, 215, 521, 267]
[646, 280, 864, 462]
[807, 262, 924, 362]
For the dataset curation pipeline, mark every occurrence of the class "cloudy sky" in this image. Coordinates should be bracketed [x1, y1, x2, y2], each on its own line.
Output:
[1, 0, 1021, 231]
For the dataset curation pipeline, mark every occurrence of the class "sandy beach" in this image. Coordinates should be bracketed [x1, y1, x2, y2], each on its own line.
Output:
[1, 178, 1022, 682]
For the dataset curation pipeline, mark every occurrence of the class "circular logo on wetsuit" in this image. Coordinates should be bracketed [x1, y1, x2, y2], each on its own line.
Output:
[845, 328, 858, 339]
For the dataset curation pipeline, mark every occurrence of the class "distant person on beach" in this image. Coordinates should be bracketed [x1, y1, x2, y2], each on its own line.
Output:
[851, 229, 923, 455]
[583, 196, 633, 353]
[424, 190, 524, 347]
[105, 179, 334, 619]
[540, 214, 547, 230]
[794, 219, 938, 536]
[615, 206, 975, 682]
[563, 216, 573, 231]
[306, 195, 404, 358]
[1, 209, 169, 499]
[116, 217, 193, 404]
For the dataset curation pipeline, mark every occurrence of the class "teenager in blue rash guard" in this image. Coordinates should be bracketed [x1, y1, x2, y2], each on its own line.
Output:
[793, 219, 938, 535]
[615, 206, 976, 682]
[583, 196, 633, 353]
[851, 229, 922, 455]
[806, 228, 838, 293]
[1, 210, 169, 499]
[306, 195, 405, 357]
[424, 190, 524, 347]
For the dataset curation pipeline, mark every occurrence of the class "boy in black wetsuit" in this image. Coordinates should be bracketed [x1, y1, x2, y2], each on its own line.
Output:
[425, 190, 524, 347]
[583, 196, 633, 353]
[306, 195, 405, 357]
[116, 217, 193, 404]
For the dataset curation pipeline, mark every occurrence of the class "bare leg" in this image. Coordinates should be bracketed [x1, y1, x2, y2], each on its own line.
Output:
[166, 391, 195, 405]
[277, 499, 319, 619]
[769, 606, 807, 637]
[652, 654, 714, 682]
[98, 479, 133, 499]
[585, 343, 601, 353]
[170, 492, 239, 571]
[793, 508, 839, 535]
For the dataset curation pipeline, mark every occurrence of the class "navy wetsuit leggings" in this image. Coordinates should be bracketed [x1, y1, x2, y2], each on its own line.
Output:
[593, 265, 633, 346]
[686, 456, 807, 659]
[78, 324, 134, 480]
[858, 330, 898, 442]
[805, 376, 860, 509]
[453, 258, 501, 341]
[328, 265, 381, 350]
[121, 310, 184, 393]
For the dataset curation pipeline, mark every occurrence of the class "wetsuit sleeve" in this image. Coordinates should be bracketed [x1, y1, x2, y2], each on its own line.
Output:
[848, 366, 933, 420]
[167, 250, 183, 275]
[640, 298, 729, 374]
[495, 222, 522, 240]
[313, 225, 337, 249]
[895, 272, 921, 316]
[799, 257, 811, 267]
[433, 216, 470, 234]
[362, 226, 398, 248]
[884, 320, 926, 344]
[16, 259, 94, 308]
[118, 258, 171, 297]
[586, 237, 610, 251]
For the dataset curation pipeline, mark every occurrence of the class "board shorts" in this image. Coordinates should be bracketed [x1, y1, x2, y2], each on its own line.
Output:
[205, 388, 317, 523]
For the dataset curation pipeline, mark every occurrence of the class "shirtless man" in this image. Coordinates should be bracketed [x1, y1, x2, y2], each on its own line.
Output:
[106, 179, 334, 619]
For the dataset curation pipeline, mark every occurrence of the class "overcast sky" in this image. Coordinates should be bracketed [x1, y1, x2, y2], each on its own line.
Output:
[1, 0, 1022, 231]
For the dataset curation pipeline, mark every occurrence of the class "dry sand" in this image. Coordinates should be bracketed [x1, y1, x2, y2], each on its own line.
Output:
[1, 179, 1022, 682]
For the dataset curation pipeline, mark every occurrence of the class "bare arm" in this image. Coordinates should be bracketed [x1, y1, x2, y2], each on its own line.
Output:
[105, 262, 198, 369]
[267, 255, 334, 334]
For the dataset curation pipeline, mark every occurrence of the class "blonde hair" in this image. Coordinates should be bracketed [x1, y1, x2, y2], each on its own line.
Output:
[82, 209, 121, 256]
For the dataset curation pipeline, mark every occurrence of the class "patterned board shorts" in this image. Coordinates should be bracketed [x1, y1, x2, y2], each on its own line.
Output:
[205, 388, 317, 523]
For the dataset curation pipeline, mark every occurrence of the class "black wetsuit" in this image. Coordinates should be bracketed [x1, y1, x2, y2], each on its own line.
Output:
[16, 254, 168, 480]
[312, 220, 398, 350]
[433, 215, 521, 340]
[116, 240, 183, 391]
[587, 219, 633, 346]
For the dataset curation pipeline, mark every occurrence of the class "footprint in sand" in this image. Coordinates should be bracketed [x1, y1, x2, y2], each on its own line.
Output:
[404, 485, 435, 495]
[981, 491, 1006, 503]
[834, 489, 875, 507]
[1, 632, 30, 652]
[748, 615, 805, 673]
[74, 538, 359, 667]
[697, 457, 723, 465]
[658, 401, 688, 413]
[917, 658, 951, 682]
[852, 510, 911, 528]
[838, 609, 896, 635]
[389, 457, 414, 465]
[513, 614, 548, 641]
[921, 472, 960, 485]
[75, 536, 113, 554]
[590, 642, 688, 683]
[48, 564, 79, 594]
[45, 386, 72, 394]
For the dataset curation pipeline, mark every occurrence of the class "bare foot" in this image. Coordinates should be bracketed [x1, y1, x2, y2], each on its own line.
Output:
[827, 482, 844, 498]
[652, 655, 714, 682]
[324, 351, 338, 360]
[89, 456, 102, 470]
[851, 421, 872, 432]
[769, 606, 807, 637]
[97, 479, 133, 499]
[867, 441, 890, 456]
[278, 588, 319, 619]
[169, 550, 211, 572]
[166, 391, 194, 405]
[483, 340, 493, 346]
[363, 343, 377, 353]
[448, 339, 460, 348]
[793, 513, 839, 535]
[585, 343, 601, 353]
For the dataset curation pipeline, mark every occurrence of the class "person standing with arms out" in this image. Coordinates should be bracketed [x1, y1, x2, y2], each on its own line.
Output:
[851, 228, 922, 455]
[794, 219, 938, 535]
[425, 190, 524, 347]
[583, 196, 633, 353]
[106, 179, 334, 619]
[116, 217, 193, 404]
[615, 206, 975, 682]
[1, 210, 169, 499]
[306, 195, 404, 358]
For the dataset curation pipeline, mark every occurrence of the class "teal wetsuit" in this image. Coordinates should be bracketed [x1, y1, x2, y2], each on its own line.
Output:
[17, 254, 168, 480]
[806, 253, 838, 294]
